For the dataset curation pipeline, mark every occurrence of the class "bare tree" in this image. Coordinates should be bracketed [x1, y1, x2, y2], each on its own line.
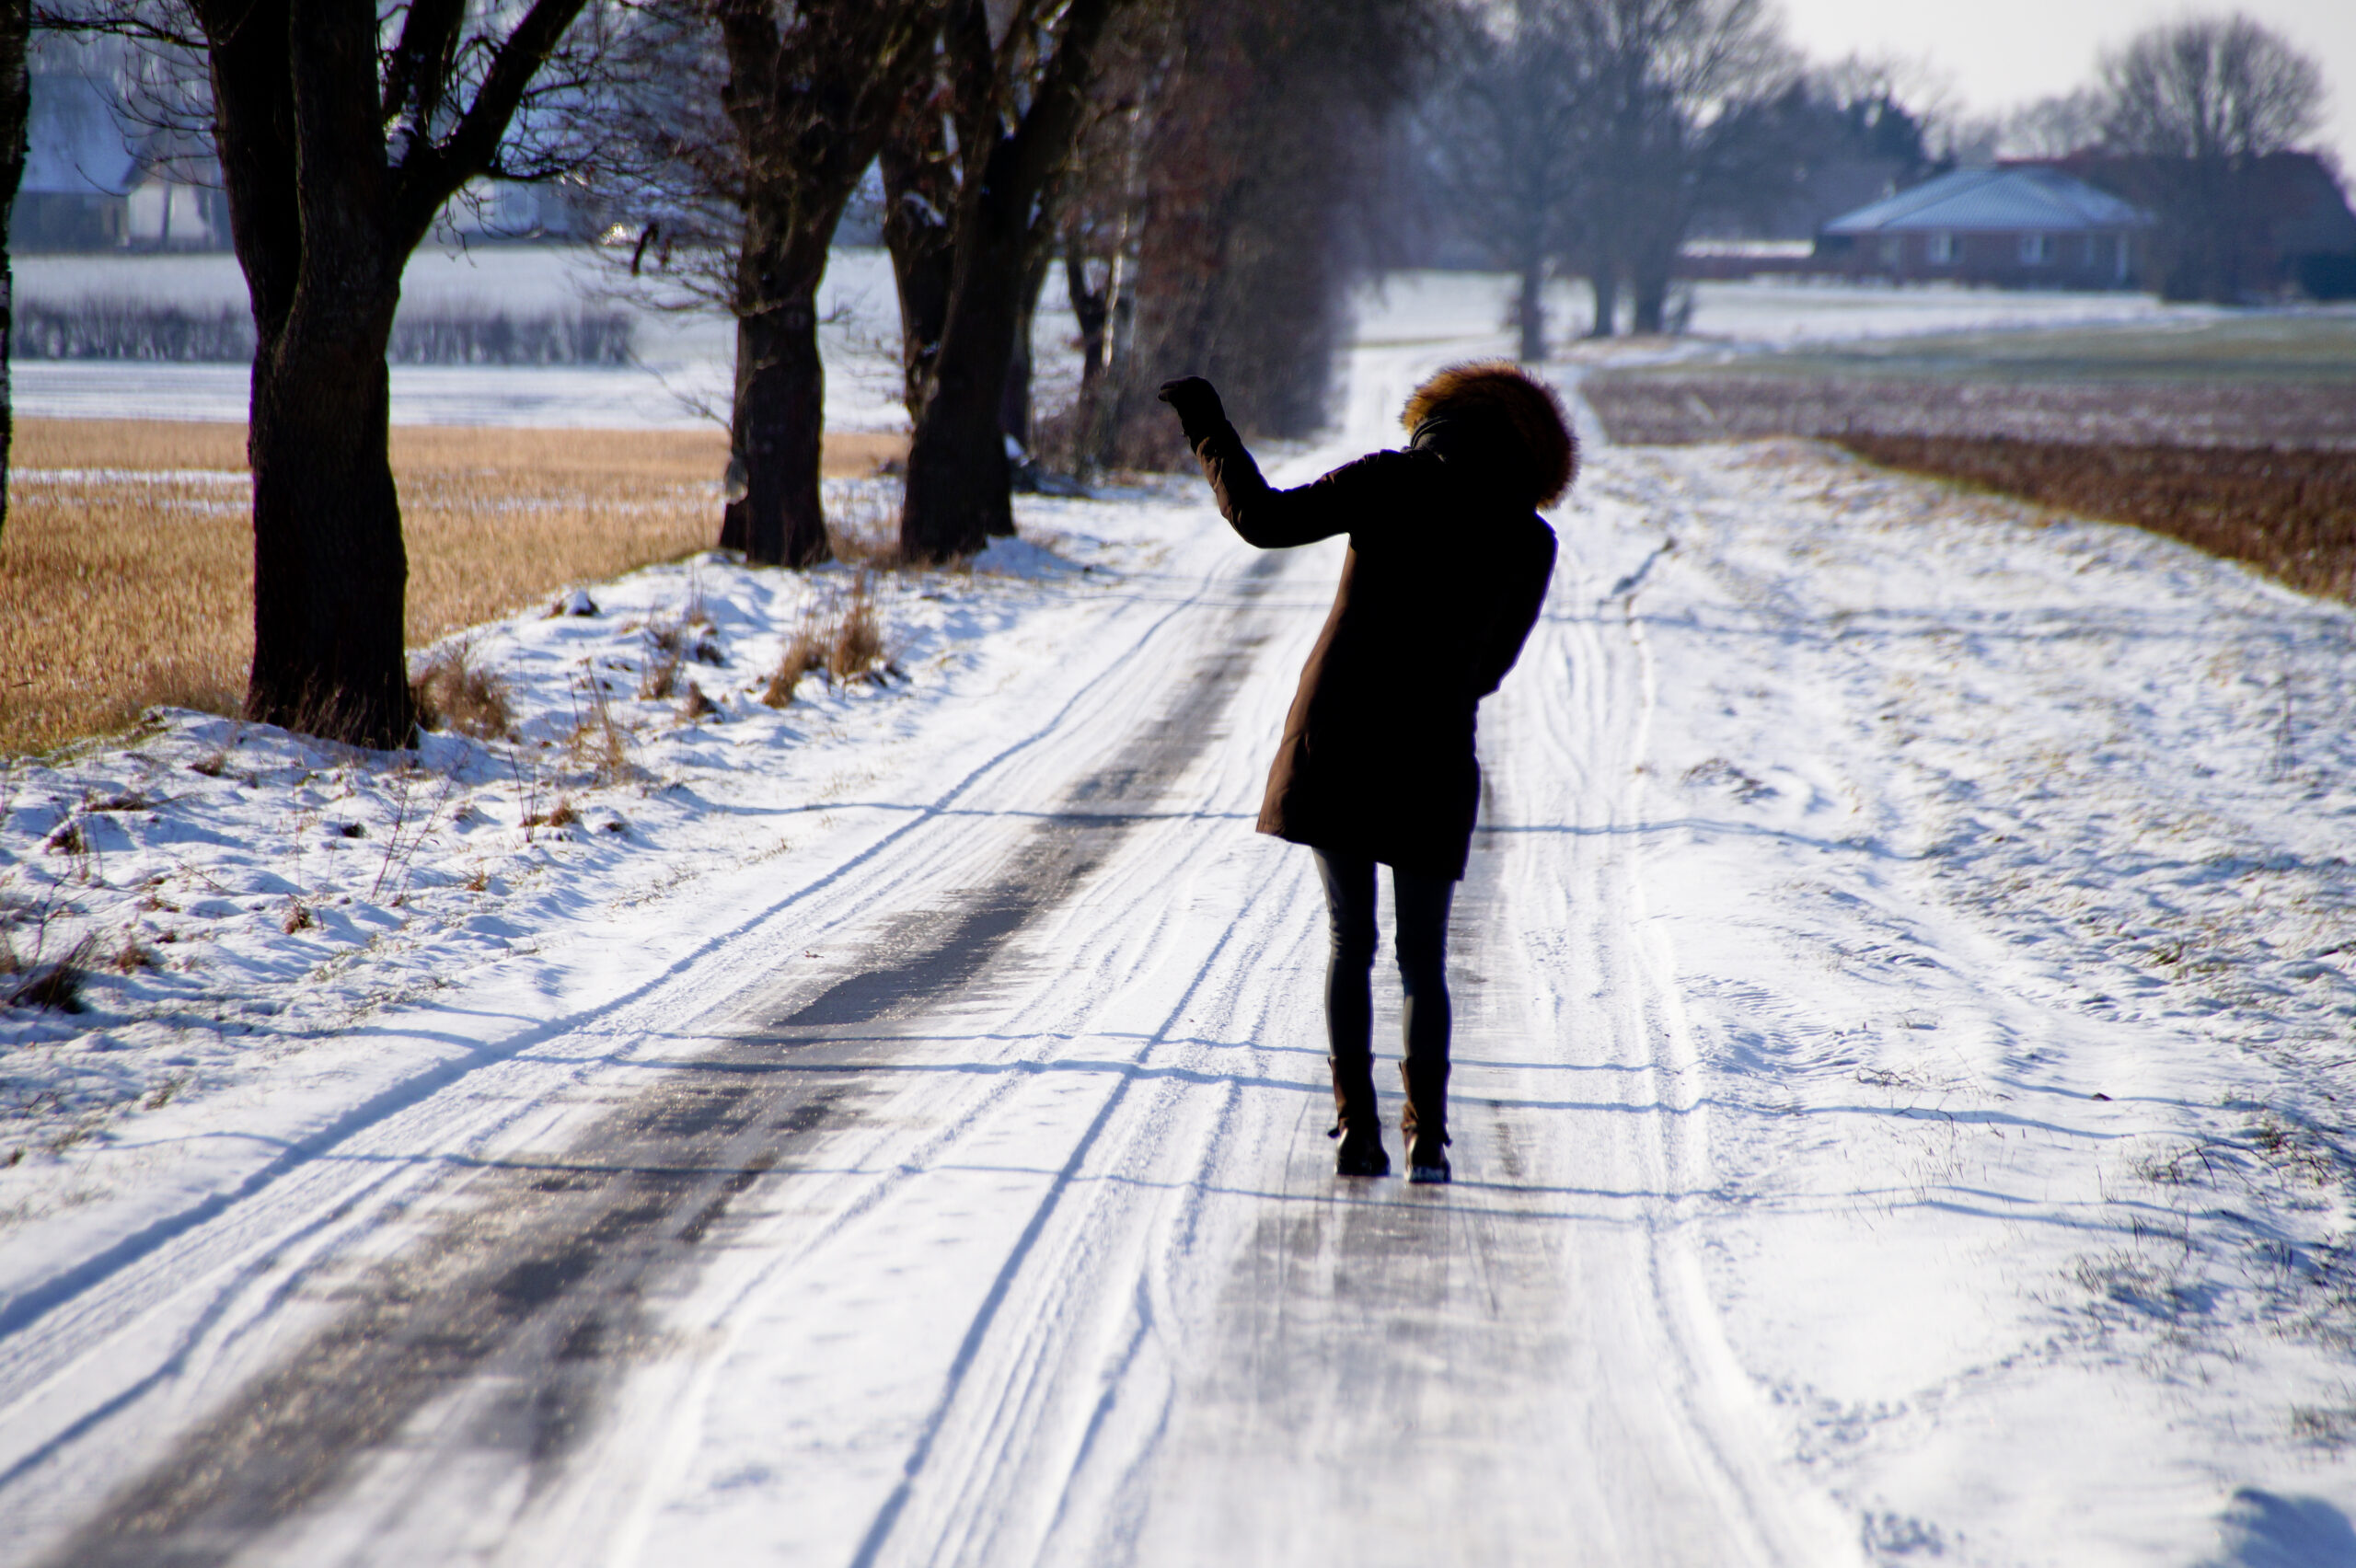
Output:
[0, 0, 26, 546]
[1034, 1, 1170, 467]
[2096, 12, 2325, 301]
[1572, 0, 1792, 336]
[2002, 88, 2105, 158]
[594, 0, 941, 567]
[897, 0, 1130, 565]
[1102, 0, 1431, 466]
[707, 0, 943, 564]
[1423, 0, 1595, 361]
[49, 0, 610, 744]
[2100, 13, 2323, 163]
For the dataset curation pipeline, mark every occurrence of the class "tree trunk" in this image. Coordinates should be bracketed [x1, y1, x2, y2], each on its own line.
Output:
[247, 297, 410, 742]
[1630, 242, 1673, 334]
[900, 171, 1028, 559]
[1068, 251, 1109, 389]
[1587, 264, 1618, 338]
[1000, 247, 1053, 449]
[1514, 251, 1547, 362]
[722, 225, 831, 567]
[0, 0, 30, 545]
[211, 0, 417, 747]
[899, 0, 1121, 563]
[882, 103, 958, 425]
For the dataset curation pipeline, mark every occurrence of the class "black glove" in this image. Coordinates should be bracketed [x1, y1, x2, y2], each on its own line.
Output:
[1157, 376, 1228, 444]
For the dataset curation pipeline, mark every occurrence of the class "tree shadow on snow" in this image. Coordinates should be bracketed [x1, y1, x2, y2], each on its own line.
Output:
[2203, 1489, 2356, 1568]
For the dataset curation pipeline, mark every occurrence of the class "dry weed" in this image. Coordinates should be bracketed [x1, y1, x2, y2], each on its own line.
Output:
[411, 640, 514, 740]
[639, 647, 682, 701]
[759, 574, 893, 706]
[524, 796, 582, 830]
[762, 628, 825, 709]
[825, 479, 907, 568]
[6, 935, 95, 1012]
[566, 675, 636, 787]
[826, 572, 887, 682]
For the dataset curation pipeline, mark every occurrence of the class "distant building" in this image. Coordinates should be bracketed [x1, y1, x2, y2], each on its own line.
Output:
[2057, 151, 2356, 302]
[1815, 165, 2151, 289]
[14, 72, 136, 249]
[11, 70, 586, 254]
[436, 177, 587, 243]
[11, 71, 231, 251]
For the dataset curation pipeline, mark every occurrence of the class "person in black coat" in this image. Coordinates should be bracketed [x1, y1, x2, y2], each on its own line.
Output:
[1160, 362, 1571, 1182]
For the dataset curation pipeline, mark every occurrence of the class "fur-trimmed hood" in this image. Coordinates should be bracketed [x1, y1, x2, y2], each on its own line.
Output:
[1402, 361, 1578, 509]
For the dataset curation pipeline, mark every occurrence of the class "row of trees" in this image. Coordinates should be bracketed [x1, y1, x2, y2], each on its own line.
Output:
[0, 0, 1436, 748]
[1, 1, 2325, 749]
[1414, 0, 1939, 351]
[1411, 3, 2336, 339]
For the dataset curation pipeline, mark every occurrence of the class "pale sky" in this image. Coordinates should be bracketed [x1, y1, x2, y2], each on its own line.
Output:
[1774, 0, 2356, 172]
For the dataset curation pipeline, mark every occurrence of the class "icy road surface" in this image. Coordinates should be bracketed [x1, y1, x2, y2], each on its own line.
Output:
[7, 324, 2356, 1563]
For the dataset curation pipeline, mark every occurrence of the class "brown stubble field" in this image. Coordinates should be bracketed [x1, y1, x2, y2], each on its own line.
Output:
[1582, 357, 2356, 605]
[0, 421, 907, 755]
[1834, 435, 2356, 602]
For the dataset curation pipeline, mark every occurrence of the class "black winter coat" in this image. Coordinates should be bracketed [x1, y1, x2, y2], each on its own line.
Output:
[1190, 419, 1557, 881]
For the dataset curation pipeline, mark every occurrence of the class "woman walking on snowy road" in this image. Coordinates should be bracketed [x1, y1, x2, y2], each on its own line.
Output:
[1159, 363, 1569, 1183]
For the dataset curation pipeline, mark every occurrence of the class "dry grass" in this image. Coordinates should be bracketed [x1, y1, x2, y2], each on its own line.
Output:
[1841, 435, 2356, 601]
[563, 675, 636, 788]
[410, 640, 515, 740]
[761, 571, 889, 709]
[761, 629, 825, 709]
[824, 572, 886, 682]
[0, 419, 908, 754]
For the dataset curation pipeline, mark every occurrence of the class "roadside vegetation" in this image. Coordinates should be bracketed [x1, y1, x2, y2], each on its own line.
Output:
[0, 421, 906, 755]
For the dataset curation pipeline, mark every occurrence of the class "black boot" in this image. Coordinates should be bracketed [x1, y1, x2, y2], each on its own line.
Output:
[1401, 1059, 1450, 1185]
[1330, 1054, 1390, 1177]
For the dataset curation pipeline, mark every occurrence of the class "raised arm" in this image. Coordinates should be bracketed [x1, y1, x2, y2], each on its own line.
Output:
[1160, 377, 1369, 549]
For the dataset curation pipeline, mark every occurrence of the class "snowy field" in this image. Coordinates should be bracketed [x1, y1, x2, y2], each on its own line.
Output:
[3, 272, 2355, 1564]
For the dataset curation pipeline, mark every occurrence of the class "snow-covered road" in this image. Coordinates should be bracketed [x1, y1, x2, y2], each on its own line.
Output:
[7, 305, 2356, 1565]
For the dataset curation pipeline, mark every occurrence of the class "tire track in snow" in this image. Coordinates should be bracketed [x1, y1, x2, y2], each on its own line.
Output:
[0, 535, 1304, 1566]
[615, 358, 1859, 1567]
[977, 462, 1860, 1567]
[24, 556, 1293, 1568]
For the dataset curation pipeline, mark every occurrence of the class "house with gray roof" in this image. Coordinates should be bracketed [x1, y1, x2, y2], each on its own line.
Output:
[10, 71, 234, 251]
[1815, 165, 2152, 289]
[14, 72, 139, 250]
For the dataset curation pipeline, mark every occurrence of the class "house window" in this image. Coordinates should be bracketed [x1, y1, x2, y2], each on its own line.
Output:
[1927, 231, 1957, 265]
[1878, 235, 1902, 267]
[2019, 232, 2054, 265]
[2084, 234, 2104, 268]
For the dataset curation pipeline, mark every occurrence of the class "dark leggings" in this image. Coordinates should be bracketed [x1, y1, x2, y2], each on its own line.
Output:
[1313, 850, 1455, 1089]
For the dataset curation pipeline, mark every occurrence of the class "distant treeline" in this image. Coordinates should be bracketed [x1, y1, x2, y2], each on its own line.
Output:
[12, 299, 635, 366]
